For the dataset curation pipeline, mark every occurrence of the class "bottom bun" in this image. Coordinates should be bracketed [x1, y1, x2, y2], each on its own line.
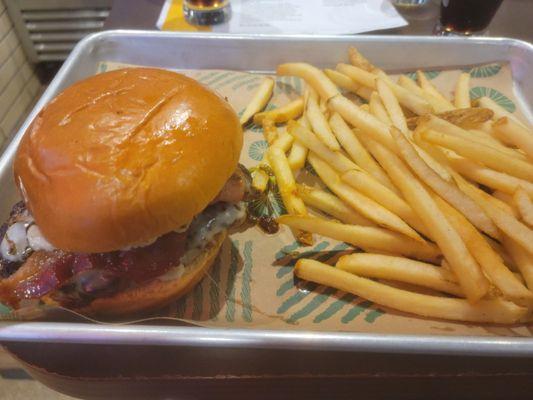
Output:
[45, 231, 227, 317]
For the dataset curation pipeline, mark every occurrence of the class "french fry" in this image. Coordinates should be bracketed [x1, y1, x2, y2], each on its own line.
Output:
[503, 235, 533, 290]
[454, 72, 471, 108]
[421, 115, 527, 160]
[369, 92, 392, 125]
[376, 72, 433, 116]
[328, 112, 397, 191]
[452, 171, 518, 217]
[239, 78, 274, 125]
[337, 253, 463, 297]
[493, 117, 533, 160]
[288, 120, 355, 172]
[376, 78, 408, 133]
[295, 259, 527, 324]
[279, 216, 439, 261]
[341, 169, 430, 238]
[446, 155, 533, 198]
[454, 176, 533, 256]
[323, 69, 372, 101]
[398, 75, 454, 113]
[348, 46, 377, 72]
[336, 63, 377, 89]
[477, 96, 528, 129]
[328, 95, 394, 149]
[271, 127, 294, 151]
[308, 154, 424, 242]
[261, 118, 278, 144]
[288, 141, 308, 172]
[252, 168, 269, 193]
[306, 96, 341, 151]
[361, 138, 490, 302]
[391, 128, 498, 238]
[420, 129, 533, 181]
[416, 70, 454, 107]
[296, 184, 374, 226]
[267, 147, 312, 245]
[492, 190, 519, 215]
[434, 195, 533, 306]
[277, 63, 340, 101]
[407, 108, 494, 131]
[253, 97, 304, 125]
[514, 187, 533, 227]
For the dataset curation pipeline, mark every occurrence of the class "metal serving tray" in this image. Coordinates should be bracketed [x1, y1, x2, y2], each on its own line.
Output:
[1, 31, 532, 359]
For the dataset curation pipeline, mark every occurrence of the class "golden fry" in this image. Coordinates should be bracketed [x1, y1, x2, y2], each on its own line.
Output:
[391, 128, 498, 238]
[295, 259, 526, 324]
[253, 98, 304, 125]
[477, 96, 528, 129]
[328, 112, 397, 191]
[337, 253, 463, 297]
[308, 154, 424, 242]
[376, 78, 408, 133]
[493, 117, 533, 160]
[306, 96, 341, 151]
[446, 155, 533, 198]
[361, 138, 490, 302]
[369, 91, 392, 125]
[421, 129, 533, 181]
[398, 75, 454, 113]
[514, 187, 533, 227]
[297, 184, 374, 226]
[279, 215, 439, 261]
[416, 70, 454, 107]
[348, 46, 376, 72]
[454, 72, 471, 108]
[277, 63, 339, 100]
[434, 195, 533, 306]
[239, 77, 274, 125]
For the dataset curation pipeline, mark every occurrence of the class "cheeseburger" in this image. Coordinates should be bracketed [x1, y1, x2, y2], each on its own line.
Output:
[0, 68, 248, 315]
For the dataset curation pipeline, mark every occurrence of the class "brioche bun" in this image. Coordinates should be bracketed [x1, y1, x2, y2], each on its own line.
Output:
[14, 68, 242, 253]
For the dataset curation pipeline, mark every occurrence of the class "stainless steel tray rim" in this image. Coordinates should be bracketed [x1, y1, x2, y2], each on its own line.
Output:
[0, 322, 532, 357]
[1, 30, 533, 357]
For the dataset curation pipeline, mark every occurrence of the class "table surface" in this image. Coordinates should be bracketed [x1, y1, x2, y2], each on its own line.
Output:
[105, 0, 532, 43]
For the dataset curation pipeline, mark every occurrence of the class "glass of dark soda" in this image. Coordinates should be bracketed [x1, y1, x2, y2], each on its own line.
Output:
[436, 0, 503, 35]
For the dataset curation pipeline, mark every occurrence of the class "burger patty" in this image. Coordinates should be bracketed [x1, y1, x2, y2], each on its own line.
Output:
[0, 167, 249, 308]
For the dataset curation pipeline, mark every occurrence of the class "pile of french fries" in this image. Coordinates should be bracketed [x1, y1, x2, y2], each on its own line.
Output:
[241, 46, 533, 325]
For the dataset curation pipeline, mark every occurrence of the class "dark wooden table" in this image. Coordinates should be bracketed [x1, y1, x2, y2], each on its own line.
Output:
[105, 0, 532, 42]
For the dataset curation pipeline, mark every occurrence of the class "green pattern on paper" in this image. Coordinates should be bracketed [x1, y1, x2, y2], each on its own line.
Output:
[208, 257, 222, 319]
[275, 241, 330, 279]
[277, 278, 294, 297]
[287, 287, 337, 323]
[313, 293, 356, 323]
[232, 76, 261, 91]
[341, 300, 373, 324]
[225, 240, 239, 322]
[469, 87, 515, 112]
[204, 71, 233, 87]
[365, 308, 386, 323]
[192, 276, 204, 320]
[241, 241, 253, 322]
[277, 283, 318, 314]
[469, 64, 501, 78]
[248, 140, 268, 161]
[214, 74, 251, 90]
[0, 303, 11, 315]
[197, 71, 221, 84]
[293, 76, 302, 95]
[406, 70, 440, 81]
